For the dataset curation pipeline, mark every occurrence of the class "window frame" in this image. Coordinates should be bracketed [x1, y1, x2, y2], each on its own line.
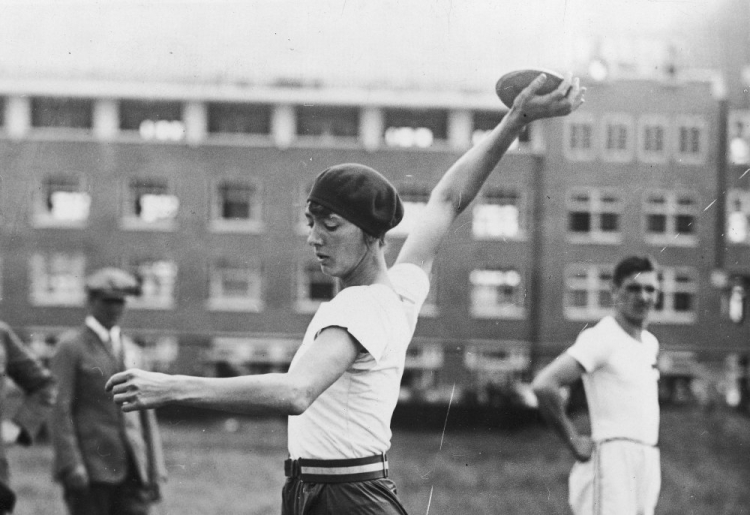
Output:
[29, 96, 94, 135]
[673, 115, 707, 165]
[563, 112, 596, 161]
[469, 266, 526, 319]
[32, 173, 91, 228]
[118, 99, 186, 142]
[642, 189, 699, 247]
[471, 186, 527, 241]
[600, 113, 635, 163]
[637, 114, 670, 164]
[295, 104, 361, 145]
[294, 261, 339, 314]
[28, 252, 86, 307]
[382, 107, 449, 149]
[566, 187, 623, 244]
[209, 177, 265, 233]
[386, 184, 430, 238]
[121, 176, 179, 231]
[206, 258, 264, 312]
[726, 188, 750, 245]
[651, 267, 698, 325]
[125, 257, 178, 310]
[563, 263, 613, 321]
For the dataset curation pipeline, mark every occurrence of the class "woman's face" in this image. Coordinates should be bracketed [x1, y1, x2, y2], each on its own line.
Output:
[305, 203, 370, 279]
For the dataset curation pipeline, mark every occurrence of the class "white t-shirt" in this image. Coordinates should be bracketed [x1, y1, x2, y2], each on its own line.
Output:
[287, 263, 430, 460]
[566, 315, 660, 446]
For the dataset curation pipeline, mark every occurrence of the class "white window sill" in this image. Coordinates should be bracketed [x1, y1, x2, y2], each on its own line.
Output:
[567, 233, 623, 245]
[128, 300, 175, 310]
[209, 220, 266, 234]
[206, 299, 264, 312]
[564, 308, 610, 321]
[32, 217, 89, 229]
[644, 235, 698, 247]
[470, 307, 526, 319]
[120, 218, 178, 232]
[29, 297, 85, 307]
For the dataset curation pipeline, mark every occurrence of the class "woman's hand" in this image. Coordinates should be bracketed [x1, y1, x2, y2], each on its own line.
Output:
[510, 72, 586, 124]
[105, 368, 175, 412]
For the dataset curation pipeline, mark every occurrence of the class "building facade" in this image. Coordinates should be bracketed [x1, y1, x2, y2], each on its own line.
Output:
[0, 75, 747, 406]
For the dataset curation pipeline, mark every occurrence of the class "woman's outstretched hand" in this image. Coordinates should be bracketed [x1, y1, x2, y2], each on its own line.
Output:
[105, 369, 174, 412]
[511, 73, 586, 123]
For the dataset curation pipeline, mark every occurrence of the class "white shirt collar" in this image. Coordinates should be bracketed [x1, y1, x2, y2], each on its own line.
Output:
[85, 315, 119, 343]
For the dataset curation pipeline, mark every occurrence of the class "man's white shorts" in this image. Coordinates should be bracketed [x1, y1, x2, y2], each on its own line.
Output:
[568, 439, 661, 515]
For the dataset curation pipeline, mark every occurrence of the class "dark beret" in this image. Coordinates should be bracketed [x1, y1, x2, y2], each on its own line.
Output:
[307, 163, 404, 238]
[85, 268, 141, 298]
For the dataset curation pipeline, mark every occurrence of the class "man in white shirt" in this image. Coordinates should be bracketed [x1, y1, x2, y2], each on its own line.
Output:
[532, 256, 662, 515]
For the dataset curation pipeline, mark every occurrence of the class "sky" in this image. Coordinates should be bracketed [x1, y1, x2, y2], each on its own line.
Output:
[0, 0, 725, 91]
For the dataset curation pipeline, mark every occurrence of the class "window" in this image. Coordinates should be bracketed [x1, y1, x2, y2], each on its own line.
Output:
[33, 174, 90, 227]
[387, 185, 429, 237]
[638, 115, 669, 163]
[127, 259, 177, 310]
[464, 344, 530, 395]
[207, 103, 271, 135]
[564, 264, 613, 320]
[120, 100, 184, 141]
[567, 188, 622, 243]
[643, 190, 698, 246]
[472, 188, 524, 239]
[129, 333, 179, 373]
[400, 343, 445, 403]
[210, 179, 263, 232]
[29, 252, 86, 306]
[601, 114, 634, 162]
[295, 262, 338, 313]
[564, 113, 595, 161]
[207, 259, 263, 312]
[651, 267, 697, 324]
[31, 97, 93, 130]
[674, 116, 707, 164]
[727, 189, 750, 244]
[123, 178, 179, 230]
[207, 337, 298, 376]
[470, 268, 525, 318]
[472, 111, 533, 150]
[472, 111, 504, 146]
[383, 108, 448, 148]
[419, 270, 438, 317]
[295, 180, 315, 235]
[296, 105, 359, 141]
[728, 110, 750, 165]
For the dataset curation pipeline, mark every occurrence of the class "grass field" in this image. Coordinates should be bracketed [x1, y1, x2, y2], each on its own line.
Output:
[7, 406, 750, 515]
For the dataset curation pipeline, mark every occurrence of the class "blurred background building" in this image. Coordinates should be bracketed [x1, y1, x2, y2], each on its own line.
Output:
[0, 0, 748, 409]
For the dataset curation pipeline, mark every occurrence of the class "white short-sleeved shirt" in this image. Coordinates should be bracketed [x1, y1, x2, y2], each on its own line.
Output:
[287, 263, 430, 460]
[566, 315, 660, 446]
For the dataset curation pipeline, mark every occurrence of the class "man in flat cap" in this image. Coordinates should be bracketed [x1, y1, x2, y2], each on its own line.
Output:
[0, 321, 57, 514]
[49, 268, 166, 515]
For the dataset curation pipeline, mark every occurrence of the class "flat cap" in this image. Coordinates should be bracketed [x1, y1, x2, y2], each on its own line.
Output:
[85, 267, 141, 298]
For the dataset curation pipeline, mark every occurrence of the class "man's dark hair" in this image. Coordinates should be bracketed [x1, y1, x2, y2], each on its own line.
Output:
[612, 255, 658, 287]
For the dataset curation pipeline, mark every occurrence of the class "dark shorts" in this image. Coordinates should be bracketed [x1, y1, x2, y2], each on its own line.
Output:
[281, 477, 409, 515]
